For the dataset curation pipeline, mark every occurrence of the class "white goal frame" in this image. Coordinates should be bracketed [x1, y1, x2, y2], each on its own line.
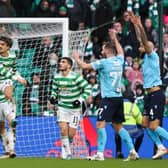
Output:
[0, 18, 69, 58]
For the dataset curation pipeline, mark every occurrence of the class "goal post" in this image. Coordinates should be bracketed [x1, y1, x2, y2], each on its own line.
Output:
[0, 18, 91, 158]
[0, 18, 69, 57]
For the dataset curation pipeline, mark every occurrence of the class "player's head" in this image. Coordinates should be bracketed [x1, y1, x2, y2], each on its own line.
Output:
[58, 57, 73, 71]
[101, 41, 117, 58]
[0, 36, 13, 54]
[147, 41, 154, 50]
[48, 52, 59, 66]
[0, 36, 13, 48]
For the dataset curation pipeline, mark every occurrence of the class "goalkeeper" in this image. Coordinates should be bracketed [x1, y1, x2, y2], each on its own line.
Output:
[0, 36, 27, 159]
[50, 57, 91, 160]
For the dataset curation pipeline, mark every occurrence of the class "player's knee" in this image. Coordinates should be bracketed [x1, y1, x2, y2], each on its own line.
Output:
[60, 127, 68, 136]
[4, 87, 13, 101]
[4, 93, 13, 101]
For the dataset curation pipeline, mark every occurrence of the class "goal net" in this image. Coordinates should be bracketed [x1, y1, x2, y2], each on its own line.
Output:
[0, 18, 91, 158]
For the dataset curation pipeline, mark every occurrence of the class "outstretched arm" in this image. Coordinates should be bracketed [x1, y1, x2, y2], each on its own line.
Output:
[73, 51, 93, 70]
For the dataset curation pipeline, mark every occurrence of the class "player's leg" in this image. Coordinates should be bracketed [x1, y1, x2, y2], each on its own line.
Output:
[112, 98, 139, 161]
[149, 119, 168, 159]
[6, 103, 17, 158]
[57, 108, 72, 159]
[115, 133, 124, 158]
[142, 115, 165, 150]
[145, 118, 166, 159]
[3, 81, 13, 102]
[3, 100, 16, 158]
[87, 121, 106, 161]
[96, 121, 106, 159]
[0, 103, 10, 159]
[134, 133, 144, 152]
[113, 123, 139, 161]
[147, 91, 168, 159]
[68, 112, 81, 144]
[67, 112, 81, 159]
[59, 122, 72, 159]
[88, 99, 108, 161]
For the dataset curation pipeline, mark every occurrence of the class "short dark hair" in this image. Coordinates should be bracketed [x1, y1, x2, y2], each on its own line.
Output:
[0, 36, 13, 48]
[103, 41, 117, 55]
[59, 57, 73, 67]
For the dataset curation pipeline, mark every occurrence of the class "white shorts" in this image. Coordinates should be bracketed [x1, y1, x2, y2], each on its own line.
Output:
[57, 107, 81, 129]
[0, 79, 13, 93]
[0, 101, 15, 121]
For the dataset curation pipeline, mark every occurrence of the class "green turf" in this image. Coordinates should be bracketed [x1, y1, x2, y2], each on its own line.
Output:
[0, 158, 167, 168]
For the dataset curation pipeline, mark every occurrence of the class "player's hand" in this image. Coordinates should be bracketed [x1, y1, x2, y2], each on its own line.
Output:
[72, 50, 80, 61]
[49, 96, 58, 105]
[17, 77, 27, 86]
[108, 29, 117, 40]
[72, 100, 81, 108]
[47, 100, 55, 110]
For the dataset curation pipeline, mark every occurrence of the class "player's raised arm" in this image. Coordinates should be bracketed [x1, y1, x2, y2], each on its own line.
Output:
[130, 12, 152, 54]
[73, 50, 93, 70]
[108, 29, 124, 56]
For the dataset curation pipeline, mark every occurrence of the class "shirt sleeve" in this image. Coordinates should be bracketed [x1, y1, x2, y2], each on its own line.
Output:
[91, 59, 103, 70]
[0, 64, 16, 80]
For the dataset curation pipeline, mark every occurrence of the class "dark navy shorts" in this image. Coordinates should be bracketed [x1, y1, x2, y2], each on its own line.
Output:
[97, 97, 125, 123]
[143, 90, 165, 121]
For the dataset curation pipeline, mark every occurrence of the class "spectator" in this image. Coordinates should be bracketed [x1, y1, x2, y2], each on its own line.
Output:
[58, 5, 68, 17]
[0, 0, 16, 17]
[40, 52, 59, 113]
[11, 0, 33, 17]
[134, 84, 145, 114]
[125, 60, 143, 86]
[33, 36, 59, 68]
[164, 85, 168, 117]
[121, 11, 140, 58]
[124, 55, 133, 71]
[163, 33, 168, 74]
[144, 18, 158, 48]
[115, 90, 144, 158]
[94, 0, 113, 42]
[31, 0, 52, 17]
[66, 0, 90, 30]
[112, 21, 128, 50]
[107, 0, 121, 20]
[49, 1, 58, 17]
[31, 36, 60, 112]
[22, 73, 41, 116]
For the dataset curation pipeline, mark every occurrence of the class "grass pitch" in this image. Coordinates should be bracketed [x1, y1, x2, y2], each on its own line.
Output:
[0, 158, 167, 168]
